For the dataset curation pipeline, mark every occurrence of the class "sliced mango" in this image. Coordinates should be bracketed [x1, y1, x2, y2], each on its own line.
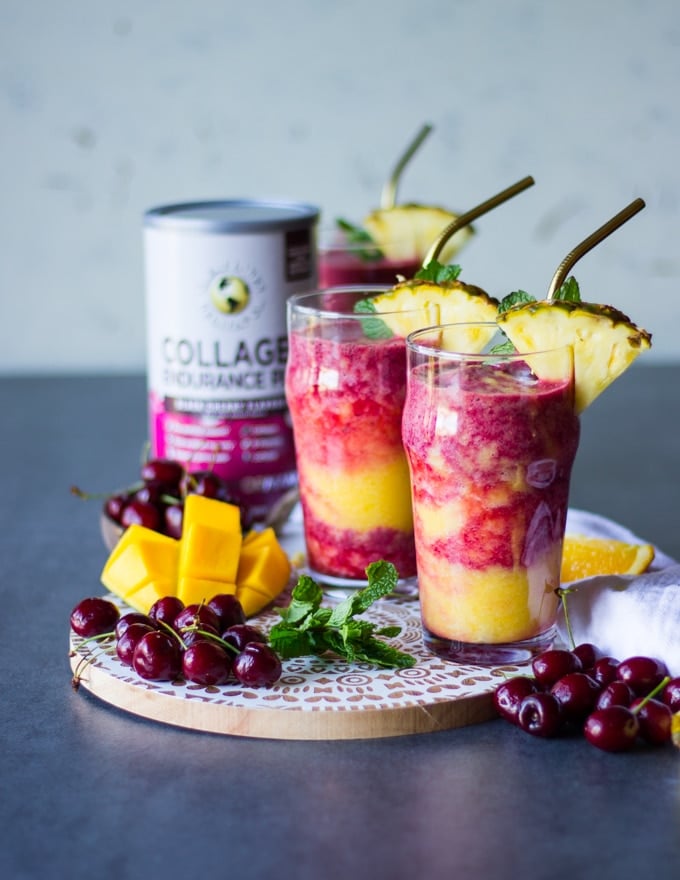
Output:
[100, 500, 291, 618]
[177, 576, 237, 607]
[179, 495, 242, 584]
[101, 525, 179, 598]
[123, 579, 174, 614]
[235, 528, 292, 615]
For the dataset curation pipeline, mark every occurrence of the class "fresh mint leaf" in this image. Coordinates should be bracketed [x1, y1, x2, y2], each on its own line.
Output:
[267, 562, 415, 669]
[268, 625, 315, 659]
[352, 297, 393, 340]
[489, 337, 517, 354]
[497, 290, 536, 314]
[554, 276, 581, 302]
[336, 218, 383, 262]
[354, 638, 416, 669]
[357, 560, 400, 610]
[277, 574, 322, 625]
[414, 260, 462, 283]
[353, 299, 377, 315]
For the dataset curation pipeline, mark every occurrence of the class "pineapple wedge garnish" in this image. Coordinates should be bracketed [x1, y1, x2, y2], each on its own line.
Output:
[357, 272, 499, 345]
[498, 298, 652, 414]
[362, 204, 474, 263]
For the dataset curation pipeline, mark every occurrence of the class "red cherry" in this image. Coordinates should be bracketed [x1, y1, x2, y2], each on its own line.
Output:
[132, 631, 182, 681]
[149, 596, 185, 629]
[174, 604, 221, 633]
[70, 597, 120, 637]
[662, 677, 680, 712]
[232, 643, 282, 687]
[493, 676, 539, 725]
[584, 706, 639, 752]
[207, 594, 246, 631]
[531, 649, 582, 688]
[517, 692, 563, 738]
[630, 697, 672, 746]
[595, 680, 634, 710]
[589, 656, 620, 687]
[550, 672, 601, 723]
[182, 641, 233, 686]
[116, 622, 157, 666]
[222, 623, 267, 652]
[616, 656, 669, 696]
[120, 499, 162, 531]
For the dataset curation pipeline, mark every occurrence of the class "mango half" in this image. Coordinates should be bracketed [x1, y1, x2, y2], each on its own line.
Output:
[100, 495, 291, 616]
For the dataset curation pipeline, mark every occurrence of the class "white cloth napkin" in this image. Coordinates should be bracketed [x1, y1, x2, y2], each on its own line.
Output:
[558, 509, 680, 677]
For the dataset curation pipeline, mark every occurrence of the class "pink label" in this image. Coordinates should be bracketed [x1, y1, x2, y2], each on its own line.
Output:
[149, 391, 297, 525]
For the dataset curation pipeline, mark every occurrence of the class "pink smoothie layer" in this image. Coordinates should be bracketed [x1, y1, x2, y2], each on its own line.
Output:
[286, 324, 417, 580]
[403, 360, 580, 644]
[319, 248, 422, 288]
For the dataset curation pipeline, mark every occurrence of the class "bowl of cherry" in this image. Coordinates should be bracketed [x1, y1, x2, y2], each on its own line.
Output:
[493, 643, 679, 752]
[73, 458, 238, 552]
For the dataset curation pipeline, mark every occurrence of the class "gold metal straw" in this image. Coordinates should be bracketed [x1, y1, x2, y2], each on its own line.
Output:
[424, 175, 536, 265]
[380, 123, 434, 210]
[546, 198, 646, 299]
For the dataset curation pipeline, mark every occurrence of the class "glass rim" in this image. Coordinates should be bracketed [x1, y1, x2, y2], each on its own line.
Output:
[288, 287, 437, 319]
[317, 225, 413, 250]
[406, 321, 574, 360]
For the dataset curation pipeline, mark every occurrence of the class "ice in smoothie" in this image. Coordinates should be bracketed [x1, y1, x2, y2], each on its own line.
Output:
[403, 334, 580, 660]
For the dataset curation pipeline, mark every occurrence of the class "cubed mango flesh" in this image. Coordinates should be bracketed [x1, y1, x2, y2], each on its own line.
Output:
[99, 499, 292, 618]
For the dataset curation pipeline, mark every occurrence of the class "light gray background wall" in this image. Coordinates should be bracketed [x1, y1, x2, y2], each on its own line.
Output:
[2, 0, 679, 373]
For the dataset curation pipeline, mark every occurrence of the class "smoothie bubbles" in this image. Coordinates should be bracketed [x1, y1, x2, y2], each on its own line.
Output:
[403, 199, 652, 664]
[319, 124, 474, 288]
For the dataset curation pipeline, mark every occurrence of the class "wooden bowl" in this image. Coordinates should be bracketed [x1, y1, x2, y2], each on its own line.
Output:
[100, 513, 124, 552]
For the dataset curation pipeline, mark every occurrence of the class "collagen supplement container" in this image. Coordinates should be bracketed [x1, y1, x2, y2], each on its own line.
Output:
[143, 199, 319, 526]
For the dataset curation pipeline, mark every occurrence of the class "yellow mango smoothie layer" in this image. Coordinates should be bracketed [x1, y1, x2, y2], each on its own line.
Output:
[300, 454, 413, 533]
[418, 547, 562, 645]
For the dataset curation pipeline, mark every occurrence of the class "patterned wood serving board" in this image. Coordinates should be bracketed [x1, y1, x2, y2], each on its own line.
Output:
[69, 593, 531, 740]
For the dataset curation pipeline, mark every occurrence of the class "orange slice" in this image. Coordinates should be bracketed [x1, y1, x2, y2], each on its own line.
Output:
[561, 534, 655, 582]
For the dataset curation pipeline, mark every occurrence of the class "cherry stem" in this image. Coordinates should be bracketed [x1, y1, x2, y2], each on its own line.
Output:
[180, 625, 241, 655]
[631, 675, 671, 714]
[156, 619, 187, 648]
[70, 631, 115, 688]
[555, 587, 576, 650]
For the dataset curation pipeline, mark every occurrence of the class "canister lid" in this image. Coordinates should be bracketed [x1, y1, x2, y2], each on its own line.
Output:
[144, 199, 319, 233]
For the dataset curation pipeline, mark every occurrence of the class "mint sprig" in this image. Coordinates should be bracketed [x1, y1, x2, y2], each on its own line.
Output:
[414, 260, 462, 283]
[268, 561, 416, 669]
[497, 277, 582, 314]
[352, 298, 393, 340]
[335, 218, 384, 262]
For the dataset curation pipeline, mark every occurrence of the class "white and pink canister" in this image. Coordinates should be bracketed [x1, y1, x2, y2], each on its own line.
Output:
[143, 199, 319, 526]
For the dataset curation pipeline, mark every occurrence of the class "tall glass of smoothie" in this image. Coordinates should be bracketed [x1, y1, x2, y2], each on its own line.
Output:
[286, 288, 438, 588]
[403, 323, 580, 663]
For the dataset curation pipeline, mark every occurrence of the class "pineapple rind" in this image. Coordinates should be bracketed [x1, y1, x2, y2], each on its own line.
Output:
[498, 300, 652, 413]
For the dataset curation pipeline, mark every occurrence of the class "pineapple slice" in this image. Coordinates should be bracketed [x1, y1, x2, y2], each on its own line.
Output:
[498, 300, 652, 413]
[362, 204, 474, 263]
[365, 279, 499, 345]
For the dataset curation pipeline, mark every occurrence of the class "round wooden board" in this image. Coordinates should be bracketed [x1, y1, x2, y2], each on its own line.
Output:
[70, 594, 531, 740]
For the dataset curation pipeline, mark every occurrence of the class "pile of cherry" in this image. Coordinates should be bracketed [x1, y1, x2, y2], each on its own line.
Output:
[494, 642, 679, 752]
[73, 457, 238, 539]
[70, 594, 282, 689]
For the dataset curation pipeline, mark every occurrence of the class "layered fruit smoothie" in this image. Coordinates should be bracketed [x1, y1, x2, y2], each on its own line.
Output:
[403, 329, 580, 662]
[286, 289, 423, 584]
